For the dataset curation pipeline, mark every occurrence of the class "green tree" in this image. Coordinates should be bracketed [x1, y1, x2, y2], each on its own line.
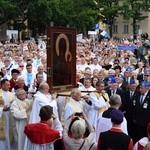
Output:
[95, 0, 122, 37]
[0, 0, 18, 26]
[70, 0, 99, 35]
[121, 0, 150, 35]
[0, 0, 99, 37]
[27, 0, 53, 36]
[50, 0, 73, 26]
[51, 0, 98, 36]
[0, 0, 28, 34]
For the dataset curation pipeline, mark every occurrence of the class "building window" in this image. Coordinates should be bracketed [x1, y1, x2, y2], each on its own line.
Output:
[113, 25, 118, 33]
[135, 25, 140, 30]
[135, 25, 140, 34]
[123, 25, 129, 34]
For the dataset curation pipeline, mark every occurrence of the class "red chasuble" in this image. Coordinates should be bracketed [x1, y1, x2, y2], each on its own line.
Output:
[24, 122, 60, 144]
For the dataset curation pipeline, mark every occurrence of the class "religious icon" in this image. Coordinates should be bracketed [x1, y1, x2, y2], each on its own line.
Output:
[47, 27, 76, 91]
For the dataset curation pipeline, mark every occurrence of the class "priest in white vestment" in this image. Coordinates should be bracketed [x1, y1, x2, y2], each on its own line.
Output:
[96, 94, 128, 142]
[10, 89, 32, 150]
[0, 79, 15, 150]
[29, 82, 58, 123]
[78, 78, 96, 97]
[24, 82, 60, 150]
[64, 88, 92, 123]
[86, 81, 109, 131]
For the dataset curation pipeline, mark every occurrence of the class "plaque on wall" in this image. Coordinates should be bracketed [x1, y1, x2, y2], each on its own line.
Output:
[47, 27, 76, 92]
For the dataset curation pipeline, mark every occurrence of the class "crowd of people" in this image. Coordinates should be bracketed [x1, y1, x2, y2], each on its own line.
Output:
[0, 36, 150, 150]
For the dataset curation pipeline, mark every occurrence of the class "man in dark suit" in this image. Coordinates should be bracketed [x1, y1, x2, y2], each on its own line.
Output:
[123, 79, 139, 143]
[105, 77, 124, 110]
[134, 81, 150, 142]
[116, 73, 127, 92]
[143, 70, 150, 82]
[137, 69, 150, 83]
[124, 67, 133, 85]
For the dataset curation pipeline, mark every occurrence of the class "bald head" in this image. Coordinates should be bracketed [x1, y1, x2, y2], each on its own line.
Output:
[71, 88, 81, 101]
[39, 82, 49, 94]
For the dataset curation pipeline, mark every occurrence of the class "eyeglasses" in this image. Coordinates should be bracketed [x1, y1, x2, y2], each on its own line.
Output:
[144, 75, 149, 77]
[19, 66, 24, 67]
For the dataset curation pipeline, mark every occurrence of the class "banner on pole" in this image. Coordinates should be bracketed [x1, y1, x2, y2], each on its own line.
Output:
[117, 45, 137, 51]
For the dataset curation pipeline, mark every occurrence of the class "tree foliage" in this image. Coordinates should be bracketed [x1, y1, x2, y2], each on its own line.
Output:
[51, 0, 99, 35]
[121, 0, 150, 34]
[69, 0, 99, 34]
[95, 0, 122, 37]
[0, 0, 98, 36]
[0, 0, 18, 25]
[1, 0, 150, 37]
[27, 0, 53, 36]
